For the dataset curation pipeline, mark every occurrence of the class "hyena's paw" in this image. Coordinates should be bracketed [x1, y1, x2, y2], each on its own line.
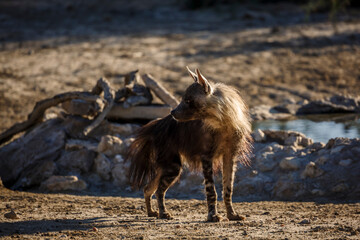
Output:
[227, 213, 246, 221]
[147, 210, 159, 218]
[158, 211, 173, 220]
[207, 214, 224, 222]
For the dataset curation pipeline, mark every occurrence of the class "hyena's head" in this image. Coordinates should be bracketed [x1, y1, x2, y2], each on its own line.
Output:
[171, 67, 213, 122]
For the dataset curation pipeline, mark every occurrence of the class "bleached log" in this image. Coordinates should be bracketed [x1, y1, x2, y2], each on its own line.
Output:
[107, 104, 171, 120]
[142, 74, 179, 109]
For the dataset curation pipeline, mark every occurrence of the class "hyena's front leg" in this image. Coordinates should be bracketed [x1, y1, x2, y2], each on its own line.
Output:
[155, 159, 182, 220]
[222, 155, 245, 221]
[202, 158, 222, 222]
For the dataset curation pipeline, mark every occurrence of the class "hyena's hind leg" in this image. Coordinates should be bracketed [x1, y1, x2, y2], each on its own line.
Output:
[222, 153, 245, 221]
[144, 170, 162, 217]
[155, 156, 182, 220]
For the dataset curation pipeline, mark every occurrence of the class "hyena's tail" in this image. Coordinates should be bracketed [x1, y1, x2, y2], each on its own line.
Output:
[126, 123, 157, 189]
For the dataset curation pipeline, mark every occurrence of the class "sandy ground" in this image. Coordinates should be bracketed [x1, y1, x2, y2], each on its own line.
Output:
[1, 1, 360, 239]
[1, 187, 359, 239]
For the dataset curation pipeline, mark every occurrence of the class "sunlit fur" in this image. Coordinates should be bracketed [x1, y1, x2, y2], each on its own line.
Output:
[202, 82, 252, 166]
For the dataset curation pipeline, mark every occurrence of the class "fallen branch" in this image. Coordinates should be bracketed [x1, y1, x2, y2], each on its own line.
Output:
[142, 74, 179, 109]
[0, 92, 102, 145]
[83, 77, 115, 136]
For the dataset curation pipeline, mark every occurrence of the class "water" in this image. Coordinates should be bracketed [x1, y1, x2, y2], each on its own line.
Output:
[253, 114, 360, 143]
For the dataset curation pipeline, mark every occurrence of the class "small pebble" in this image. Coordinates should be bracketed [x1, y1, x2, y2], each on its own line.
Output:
[299, 219, 310, 224]
[4, 210, 19, 219]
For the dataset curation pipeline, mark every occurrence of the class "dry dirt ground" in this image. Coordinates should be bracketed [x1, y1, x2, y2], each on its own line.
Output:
[1, 186, 360, 239]
[1, 1, 360, 239]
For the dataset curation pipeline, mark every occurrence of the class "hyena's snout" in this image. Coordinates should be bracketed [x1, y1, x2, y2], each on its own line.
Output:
[170, 109, 180, 120]
[171, 104, 190, 121]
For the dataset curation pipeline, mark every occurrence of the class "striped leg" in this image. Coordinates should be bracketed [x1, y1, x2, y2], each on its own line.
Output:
[222, 155, 245, 221]
[202, 158, 222, 222]
[144, 170, 162, 217]
[156, 158, 182, 220]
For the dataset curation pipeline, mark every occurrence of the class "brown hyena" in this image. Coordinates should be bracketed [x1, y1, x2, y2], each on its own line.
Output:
[127, 67, 252, 222]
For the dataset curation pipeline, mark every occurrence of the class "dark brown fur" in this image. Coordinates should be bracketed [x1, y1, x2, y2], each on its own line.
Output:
[127, 68, 252, 222]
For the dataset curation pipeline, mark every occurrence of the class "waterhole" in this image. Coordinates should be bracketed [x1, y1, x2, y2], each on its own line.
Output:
[253, 114, 360, 143]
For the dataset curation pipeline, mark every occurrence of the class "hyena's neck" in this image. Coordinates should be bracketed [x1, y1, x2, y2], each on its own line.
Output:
[203, 117, 223, 130]
[202, 117, 235, 135]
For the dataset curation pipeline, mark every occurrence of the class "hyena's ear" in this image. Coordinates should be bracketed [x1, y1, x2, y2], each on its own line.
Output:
[186, 66, 198, 82]
[196, 68, 213, 94]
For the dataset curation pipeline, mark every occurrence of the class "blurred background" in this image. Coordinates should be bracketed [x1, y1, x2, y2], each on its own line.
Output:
[0, 0, 359, 133]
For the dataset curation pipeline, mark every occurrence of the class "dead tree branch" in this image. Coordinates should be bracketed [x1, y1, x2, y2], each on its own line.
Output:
[142, 74, 179, 109]
[83, 77, 115, 136]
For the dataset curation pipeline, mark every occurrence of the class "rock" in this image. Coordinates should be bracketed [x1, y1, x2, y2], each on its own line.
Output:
[272, 103, 301, 115]
[285, 146, 297, 155]
[250, 170, 258, 177]
[330, 146, 344, 154]
[299, 219, 310, 225]
[257, 152, 277, 172]
[40, 176, 87, 191]
[301, 162, 324, 179]
[300, 137, 313, 147]
[272, 179, 303, 200]
[284, 135, 313, 148]
[339, 159, 352, 167]
[57, 149, 95, 173]
[94, 154, 112, 180]
[315, 156, 329, 165]
[296, 95, 360, 115]
[113, 155, 125, 164]
[262, 130, 312, 147]
[311, 189, 325, 196]
[284, 135, 302, 147]
[308, 142, 326, 151]
[12, 160, 56, 189]
[250, 105, 291, 121]
[4, 210, 19, 219]
[0, 118, 65, 188]
[112, 163, 130, 187]
[252, 129, 266, 142]
[331, 183, 349, 193]
[123, 138, 135, 148]
[279, 157, 301, 171]
[270, 143, 284, 152]
[98, 135, 127, 157]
